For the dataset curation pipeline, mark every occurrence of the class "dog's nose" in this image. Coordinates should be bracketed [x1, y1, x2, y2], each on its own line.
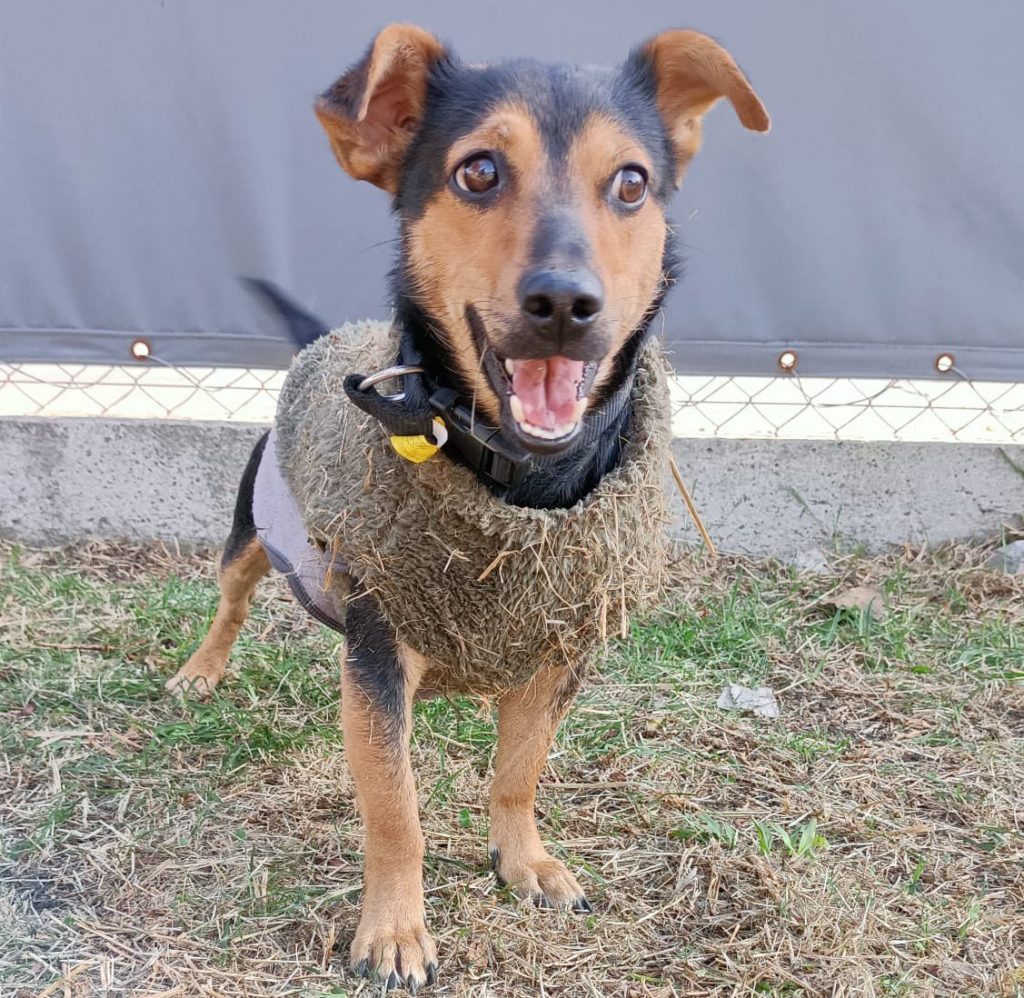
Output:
[519, 268, 604, 343]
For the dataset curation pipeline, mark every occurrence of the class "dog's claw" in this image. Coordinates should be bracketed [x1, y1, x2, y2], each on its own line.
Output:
[350, 917, 437, 993]
[491, 846, 588, 912]
[488, 847, 500, 869]
[351, 955, 429, 993]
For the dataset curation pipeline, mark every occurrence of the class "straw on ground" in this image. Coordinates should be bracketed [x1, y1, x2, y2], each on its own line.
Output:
[1, 539, 1022, 997]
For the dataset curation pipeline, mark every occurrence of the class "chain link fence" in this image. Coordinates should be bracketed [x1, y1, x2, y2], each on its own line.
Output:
[2, 358, 1023, 444]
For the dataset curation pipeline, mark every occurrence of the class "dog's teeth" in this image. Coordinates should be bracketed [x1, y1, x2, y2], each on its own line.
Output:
[517, 419, 581, 440]
[505, 359, 516, 376]
[571, 399, 587, 420]
[511, 396, 585, 440]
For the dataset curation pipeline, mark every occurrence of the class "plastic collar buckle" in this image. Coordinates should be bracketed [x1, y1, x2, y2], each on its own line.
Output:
[429, 387, 532, 488]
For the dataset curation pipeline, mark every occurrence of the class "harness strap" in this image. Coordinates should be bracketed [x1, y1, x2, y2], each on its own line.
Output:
[342, 371, 436, 438]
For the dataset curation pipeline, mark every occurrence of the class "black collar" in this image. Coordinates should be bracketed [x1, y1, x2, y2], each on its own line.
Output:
[343, 332, 639, 490]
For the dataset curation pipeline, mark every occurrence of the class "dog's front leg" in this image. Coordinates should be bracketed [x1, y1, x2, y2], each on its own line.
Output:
[489, 664, 591, 912]
[342, 586, 437, 992]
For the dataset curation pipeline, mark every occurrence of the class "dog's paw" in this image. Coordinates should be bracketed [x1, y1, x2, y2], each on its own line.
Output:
[351, 914, 438, 993]
[164, 657, 223, 699]
[490, 844, 591, 913]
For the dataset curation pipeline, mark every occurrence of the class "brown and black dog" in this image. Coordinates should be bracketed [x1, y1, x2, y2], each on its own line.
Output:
[167, 24, 767, 992]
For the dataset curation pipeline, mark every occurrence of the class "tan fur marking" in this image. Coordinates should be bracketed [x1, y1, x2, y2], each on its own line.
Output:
[443, 108, 543, 178]
[406, 102, 545, 422]
[165, 538, 270, 698]
[489, 665, 585, 906]
[343, 643, 437, 982]
[641, 30, 770, 181]
[316, 24, 445, 192]
[566, 114, 669, 395]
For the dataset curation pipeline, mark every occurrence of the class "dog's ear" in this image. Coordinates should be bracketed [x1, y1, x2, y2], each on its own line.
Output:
[630, 30, 769, 183]
[315, 24, 445, 193]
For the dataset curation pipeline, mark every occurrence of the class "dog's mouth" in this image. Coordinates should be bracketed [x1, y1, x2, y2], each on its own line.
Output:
[467, 306, 603, 454]
[499, 355, 599, 442]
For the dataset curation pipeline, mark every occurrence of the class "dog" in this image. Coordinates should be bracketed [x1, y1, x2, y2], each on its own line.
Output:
[166, 24, 768, 992]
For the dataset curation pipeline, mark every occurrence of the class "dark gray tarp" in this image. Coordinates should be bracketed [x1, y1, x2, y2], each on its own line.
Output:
[1, 0, 1022, 379]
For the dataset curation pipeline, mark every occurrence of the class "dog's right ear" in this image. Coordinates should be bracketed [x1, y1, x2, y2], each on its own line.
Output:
[315, 24, 445, 193]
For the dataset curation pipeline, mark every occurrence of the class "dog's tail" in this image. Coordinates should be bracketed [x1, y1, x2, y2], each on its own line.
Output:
[242, 277, 330, 350]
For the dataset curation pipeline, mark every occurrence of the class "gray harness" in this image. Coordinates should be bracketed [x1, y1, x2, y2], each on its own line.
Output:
[252, 429, 346, 632]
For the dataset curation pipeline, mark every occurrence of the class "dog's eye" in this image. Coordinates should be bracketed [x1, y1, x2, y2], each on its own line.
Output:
[611, 166, 648, 206]
[455, 154, 499, 194]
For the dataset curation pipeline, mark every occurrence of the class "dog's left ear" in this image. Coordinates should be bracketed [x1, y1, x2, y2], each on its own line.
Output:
[630, 30, 770, 184]
[315, 24, 446, 193]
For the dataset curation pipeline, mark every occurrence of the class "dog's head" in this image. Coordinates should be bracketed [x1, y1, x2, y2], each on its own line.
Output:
[316, 25, 768, 454]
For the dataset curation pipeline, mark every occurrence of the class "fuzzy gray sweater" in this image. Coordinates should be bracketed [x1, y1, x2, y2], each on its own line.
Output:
[274, 322, 670, 696]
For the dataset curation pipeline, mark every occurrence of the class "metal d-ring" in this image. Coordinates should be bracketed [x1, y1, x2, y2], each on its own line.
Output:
[357, 364, 425, 401]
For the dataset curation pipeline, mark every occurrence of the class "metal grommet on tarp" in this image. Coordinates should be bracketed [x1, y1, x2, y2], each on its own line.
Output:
[935, 352, 955, 374]
[130, 338, 152, 361]
[778, 350, 798, 373]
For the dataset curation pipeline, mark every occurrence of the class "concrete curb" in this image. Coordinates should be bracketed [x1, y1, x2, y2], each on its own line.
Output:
[669, 437, 1022, 556]
[2, 416, 1021, 555]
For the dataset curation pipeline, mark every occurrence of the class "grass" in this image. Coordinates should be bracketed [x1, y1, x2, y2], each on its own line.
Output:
[1, 539, 1022, 997]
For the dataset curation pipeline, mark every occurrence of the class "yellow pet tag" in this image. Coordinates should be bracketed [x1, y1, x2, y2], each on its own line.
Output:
[389, 418, 448, 463]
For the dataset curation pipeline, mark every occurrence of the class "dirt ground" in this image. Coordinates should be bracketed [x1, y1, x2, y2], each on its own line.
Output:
[1, 539, 1022, 997]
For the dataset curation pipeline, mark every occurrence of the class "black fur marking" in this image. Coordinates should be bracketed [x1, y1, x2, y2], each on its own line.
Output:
[319, 39, 376, 120]
[221, 431, 269, 568]
[528, 211, 592, 271]
[344, 580, 407, 732]
[242, 278, 329, 350]
[550, 665, 587, 718]
[618, 44, 682, 202]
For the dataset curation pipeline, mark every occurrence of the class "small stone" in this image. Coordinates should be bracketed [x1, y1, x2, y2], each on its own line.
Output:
[716, 684, 780, 719]
[789, 548, 831, 574]
[985, 540, 1024, 574]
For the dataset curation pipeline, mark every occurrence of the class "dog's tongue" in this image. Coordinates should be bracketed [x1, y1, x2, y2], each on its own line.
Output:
[511, 356, 585, 431]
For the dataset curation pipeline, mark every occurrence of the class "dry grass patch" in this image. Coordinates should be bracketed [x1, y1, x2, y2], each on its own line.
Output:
[1, 539, 1022, 997]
